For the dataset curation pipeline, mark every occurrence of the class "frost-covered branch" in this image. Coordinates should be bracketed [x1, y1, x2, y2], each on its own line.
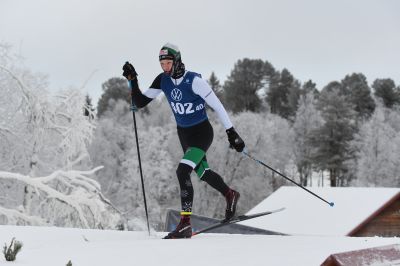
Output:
[0, 168, 121, 229]
[0, 65, 31, 105]
[0, 205, 46, 226]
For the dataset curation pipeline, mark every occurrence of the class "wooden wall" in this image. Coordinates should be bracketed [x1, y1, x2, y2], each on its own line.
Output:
[350, 197, 400, 237]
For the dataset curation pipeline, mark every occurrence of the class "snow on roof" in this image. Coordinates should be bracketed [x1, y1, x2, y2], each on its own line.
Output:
[240, 186, 400, 236]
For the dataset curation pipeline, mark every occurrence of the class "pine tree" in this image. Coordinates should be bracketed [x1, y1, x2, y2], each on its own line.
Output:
[223, 58, 273, 113]
[301, 80, 319, 97]
[372, 78, 400, 108]
[341, 73, 375, 119]
[267, 68, 301, 119]
[97, 77, 130, 117]
[323, 81, 344, 94]
[208, 71, 223, 98]
[310, 88, 357, 187]
[287, 79, 302, 120]
[397, 85, 400, 102]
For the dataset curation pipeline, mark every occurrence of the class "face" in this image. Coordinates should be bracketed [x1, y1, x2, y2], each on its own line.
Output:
[160, 59, 173, 73]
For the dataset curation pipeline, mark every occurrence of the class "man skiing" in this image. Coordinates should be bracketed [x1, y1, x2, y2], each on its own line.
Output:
[122, 43, 245, 239]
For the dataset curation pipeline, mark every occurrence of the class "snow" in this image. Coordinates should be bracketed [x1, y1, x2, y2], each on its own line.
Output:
[240, 186, 400, 236]
[0, 169, 121, 229]
[0, 225, 398, 266]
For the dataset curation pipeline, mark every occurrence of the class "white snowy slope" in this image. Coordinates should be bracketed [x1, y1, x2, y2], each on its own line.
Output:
[0, 225, 398, 266]
[240, 186, 400, 236]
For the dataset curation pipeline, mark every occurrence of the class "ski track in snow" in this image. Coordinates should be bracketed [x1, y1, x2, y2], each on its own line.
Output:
[0, 225, 398, 266]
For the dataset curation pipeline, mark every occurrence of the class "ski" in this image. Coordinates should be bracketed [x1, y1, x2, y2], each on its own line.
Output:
[192, 207, 285, 236]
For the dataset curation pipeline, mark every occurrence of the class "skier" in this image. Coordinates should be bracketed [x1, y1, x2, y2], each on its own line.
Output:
[122, 43, 245, 239]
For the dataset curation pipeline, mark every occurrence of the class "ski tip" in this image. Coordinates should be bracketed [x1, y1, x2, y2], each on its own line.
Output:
[329, 202, 335, 207]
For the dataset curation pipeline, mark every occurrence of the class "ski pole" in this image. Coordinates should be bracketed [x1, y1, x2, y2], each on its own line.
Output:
[131, 103, 151, 235]
[242, 151, 334, 207]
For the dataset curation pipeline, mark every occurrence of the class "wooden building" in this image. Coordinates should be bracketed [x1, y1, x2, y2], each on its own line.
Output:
[348, 192, 400, 237]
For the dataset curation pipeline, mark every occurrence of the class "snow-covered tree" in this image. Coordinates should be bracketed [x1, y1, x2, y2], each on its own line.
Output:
[0, 168, 121, 229]
[351, 101, 400, 186]
[90, 99, 180, 229]
[194, 111, 295, 218]
[292, 92, 324, 186]
[0, 43, 121, 229]
[0, 47, 94, 176]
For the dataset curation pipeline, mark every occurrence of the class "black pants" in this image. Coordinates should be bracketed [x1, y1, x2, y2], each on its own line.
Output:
[176, 120, 230, 214]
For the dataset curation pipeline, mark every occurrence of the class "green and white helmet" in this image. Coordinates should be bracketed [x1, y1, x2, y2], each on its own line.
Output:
[159, 43, 181, 61]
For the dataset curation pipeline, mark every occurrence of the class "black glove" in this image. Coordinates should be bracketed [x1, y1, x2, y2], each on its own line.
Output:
[226, 127, 245, 152]
[122, 61, 138, 80]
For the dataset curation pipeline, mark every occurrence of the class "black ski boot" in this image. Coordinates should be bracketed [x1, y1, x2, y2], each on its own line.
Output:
[163, 216, 192, 239]
[224, 189, 240, 221]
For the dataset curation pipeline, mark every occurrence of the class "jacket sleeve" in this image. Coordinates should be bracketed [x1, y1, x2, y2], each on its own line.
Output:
[192, 76, 233, 129]
[129, 74, 162, 108]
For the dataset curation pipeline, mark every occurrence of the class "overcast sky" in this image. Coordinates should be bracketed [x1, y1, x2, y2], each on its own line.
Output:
[1, 0, 399, 104]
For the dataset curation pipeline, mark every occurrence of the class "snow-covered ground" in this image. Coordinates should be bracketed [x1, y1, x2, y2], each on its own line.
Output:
[1, 225, 398, 266]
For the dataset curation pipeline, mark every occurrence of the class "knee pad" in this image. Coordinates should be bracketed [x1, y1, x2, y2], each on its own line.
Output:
[195, 160, 210, 179]
[180, 147, 209, 178]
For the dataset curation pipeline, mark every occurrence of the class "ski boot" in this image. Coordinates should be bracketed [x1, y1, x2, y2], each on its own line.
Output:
[163, 215, 192, 239]
[224, 189, 240, 222]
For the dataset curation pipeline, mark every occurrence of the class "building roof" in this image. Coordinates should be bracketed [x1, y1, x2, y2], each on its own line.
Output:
[240, 186, 400, 236]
